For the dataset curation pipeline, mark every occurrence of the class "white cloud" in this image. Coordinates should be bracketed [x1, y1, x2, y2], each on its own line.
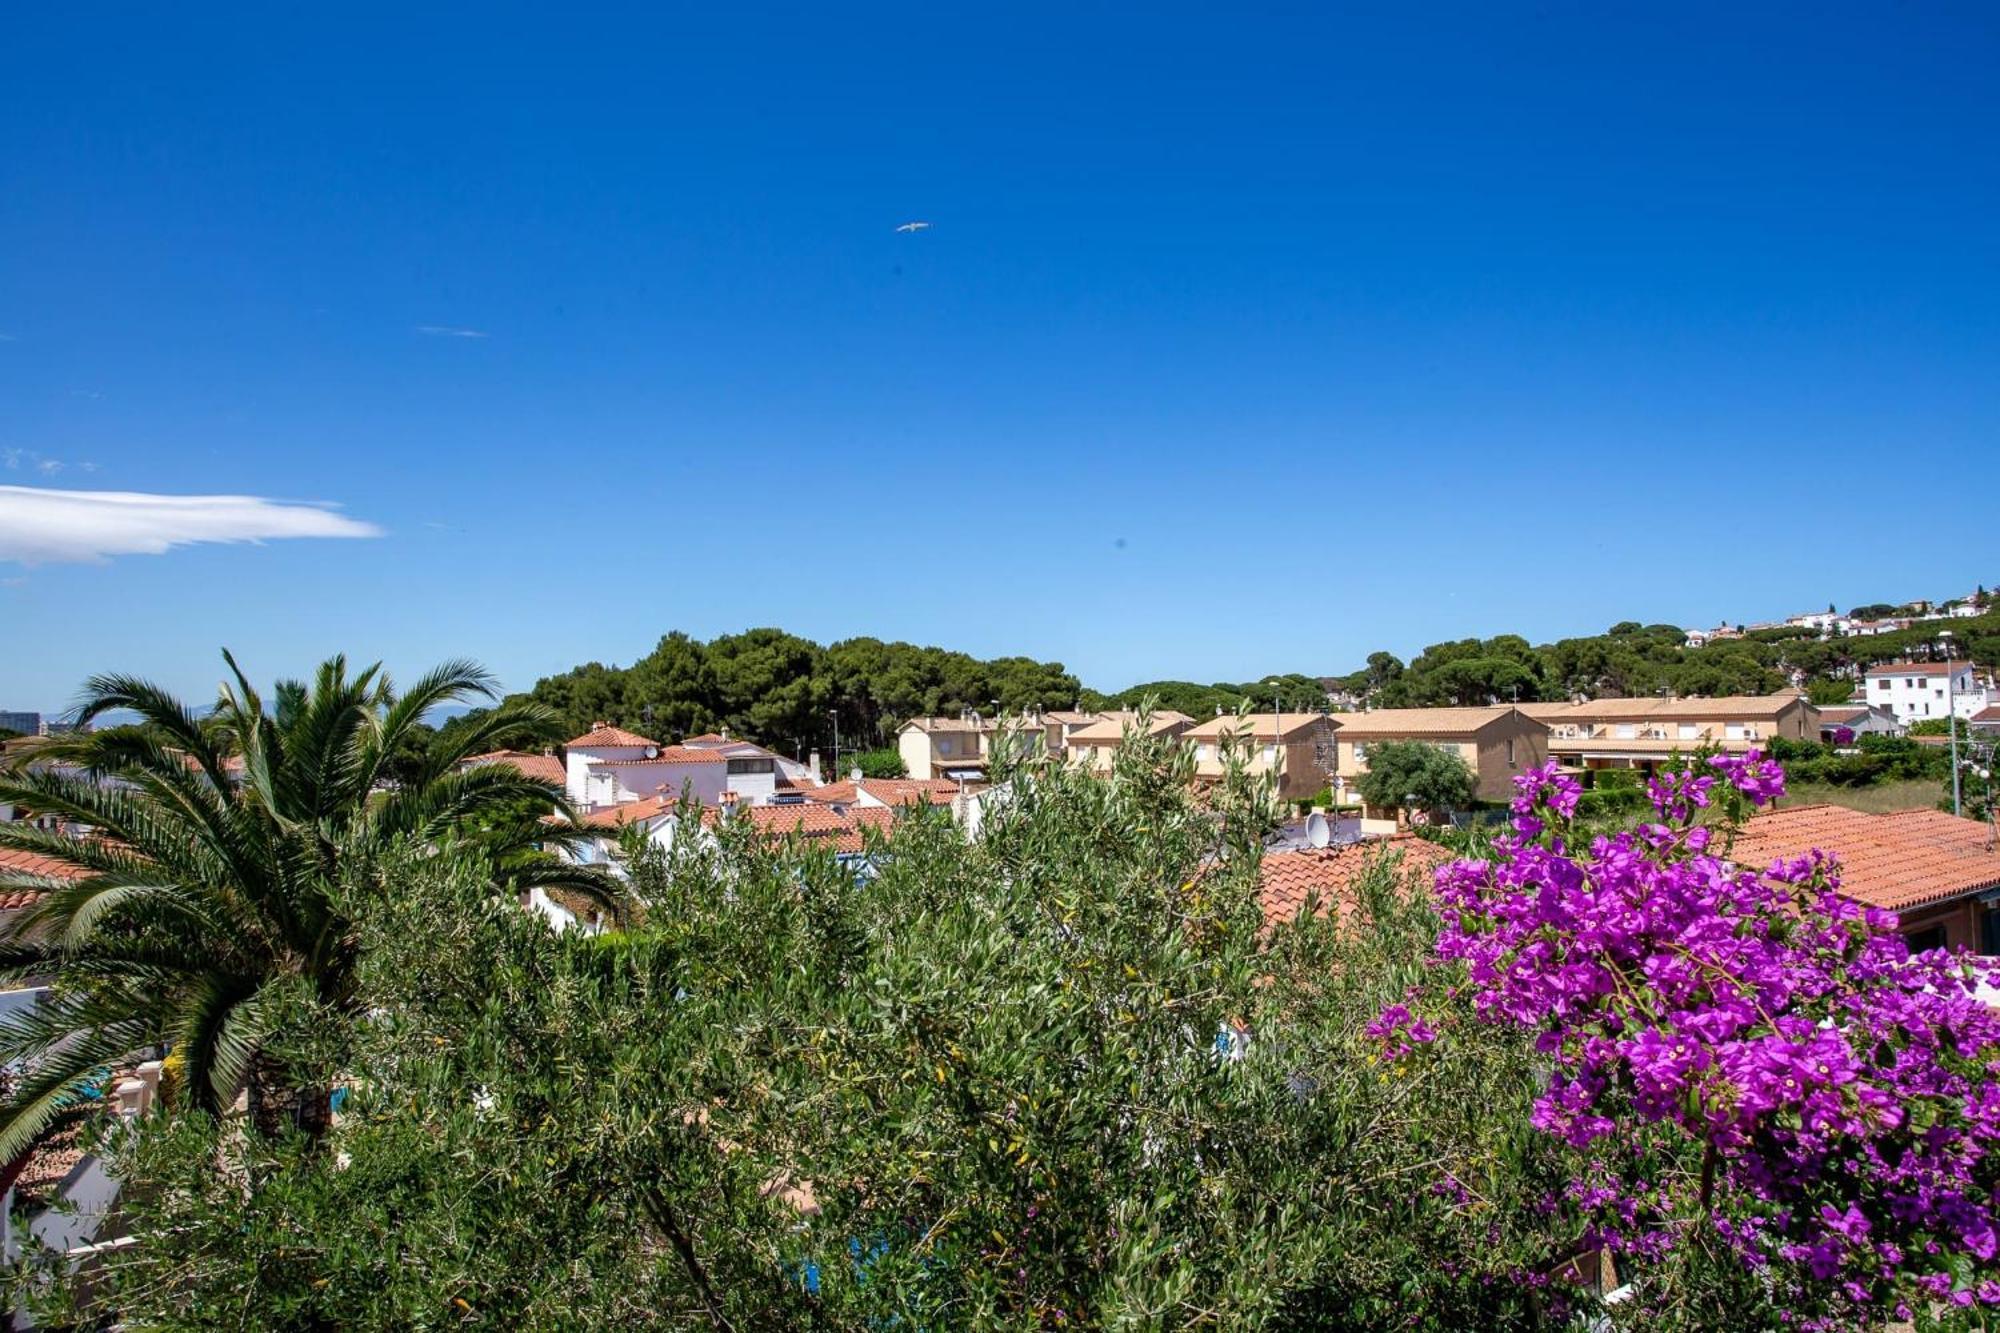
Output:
[0, 486, 384, 565]
[416, 325, 489, 338]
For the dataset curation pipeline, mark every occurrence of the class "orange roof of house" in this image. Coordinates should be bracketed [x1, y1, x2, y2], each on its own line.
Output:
[1324, 705, 1540, 737]
[600, 746, 727, 766]
[1259, 836, 1453, 930]
[1066, 712, 1196, 744]
[1184, 713, 1330, 742]
[1863, 661, 1972, 677]
[565, 722, 660, 749]
[463, 749, 567, 786]
[802, 778, 958, 807]
[0, 847, 86, 910]
[1729, 804, 2000, 912]
[681, 733, 729, 745]
[578, 793, 679, 829]
[1520, 694, 1806, 722]
[733, 803, 898, 853]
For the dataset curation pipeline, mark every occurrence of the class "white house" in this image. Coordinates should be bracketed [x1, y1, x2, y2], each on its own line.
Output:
[562, 723, 823, 812]
[1861, 662, 1991, 724]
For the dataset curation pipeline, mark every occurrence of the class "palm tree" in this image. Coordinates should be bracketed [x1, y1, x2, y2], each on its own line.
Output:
[0, 651, 622, 1159]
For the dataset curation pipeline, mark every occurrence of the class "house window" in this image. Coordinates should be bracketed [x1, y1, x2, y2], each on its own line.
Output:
[726, 757, 774, 775]
[1262, 744, 1277, 766]
[1875, 679, 1889, 690]
[938, 736, 955, 756]
[1615, 724, 1637, 740]
[1678, 724, 1699, 740]
[1506, 737, 1516, 766]
[1352, 743, 1369, 764]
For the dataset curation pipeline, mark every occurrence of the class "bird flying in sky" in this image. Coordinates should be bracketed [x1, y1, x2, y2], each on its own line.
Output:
[894, 221, 931, 233]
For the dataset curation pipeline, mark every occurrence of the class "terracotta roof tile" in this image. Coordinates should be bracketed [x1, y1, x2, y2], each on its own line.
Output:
[578, 793, 679, 829]
[0, 848, 85, 909]
[1184, 714, 1332, 742]
[1324, 706, 1538, 737]
[803, 778, 959, 807]
[1259, 836, 1453, 930]
[1067, 713, 1195, 744]
[1730, 804, 2000, 912]
[565, 722, 661, 750]
[1520, 694, 1807, 722]
[1863, 661, 1972, 678]
[599, 747, 727, 766]
[463, 750, 566, 786]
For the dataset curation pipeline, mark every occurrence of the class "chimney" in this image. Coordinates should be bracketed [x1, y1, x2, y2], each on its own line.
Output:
[593, 720, 608, 730]
[808, 749, 823, 783]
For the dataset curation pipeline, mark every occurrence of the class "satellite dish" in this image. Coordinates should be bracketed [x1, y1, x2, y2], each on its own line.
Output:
[645, 745, 659, 759]
[1306, 811, 1331, 849]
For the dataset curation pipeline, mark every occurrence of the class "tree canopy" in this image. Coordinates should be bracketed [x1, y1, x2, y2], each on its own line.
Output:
[1353, 739, 1479, 815]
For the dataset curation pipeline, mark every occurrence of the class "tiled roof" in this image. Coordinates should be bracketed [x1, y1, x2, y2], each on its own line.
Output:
[1066, 712, 1196, 744]
[565, 722, 660, 749]
[1729, 804, 2000, 912]
[463, 750, 567, 786]
[1324, 706, 1536, 737]
[8, 1122, 87, 1210]
[802, 778, 958, 807]
[0, 848, 85, 909]
[681, 733, 729, 745]
[597, 747, 728, 766]
[733, 803, 898, 853]
[1043, 711, 1099, 726]
[899, 716, 989, 734]
[578, 793, 680, 829]
[1815, 707, 1871, 724]
[1973, 706, 2000, 724]
[1184, 713, 1331, 742]
[1521, 694, 1807, 722]
[1259, 836, 1453, 930]
[1863, 661, 1970, 678]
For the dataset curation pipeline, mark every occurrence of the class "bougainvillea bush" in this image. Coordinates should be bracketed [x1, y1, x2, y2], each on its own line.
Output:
[1380, 751, 2000, 1329]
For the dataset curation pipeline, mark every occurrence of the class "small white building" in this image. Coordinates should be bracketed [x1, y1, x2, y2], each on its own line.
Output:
[1862, 662, 1990, 724]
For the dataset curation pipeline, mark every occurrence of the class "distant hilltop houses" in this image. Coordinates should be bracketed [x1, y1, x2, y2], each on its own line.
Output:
[1684, 587, 1991, 648]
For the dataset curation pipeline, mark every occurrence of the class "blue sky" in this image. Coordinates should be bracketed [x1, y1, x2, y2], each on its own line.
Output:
[3, 3, 1997, 710]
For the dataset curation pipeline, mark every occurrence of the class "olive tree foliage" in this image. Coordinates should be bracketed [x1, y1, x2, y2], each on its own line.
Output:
[27, 724, 1606, 1330]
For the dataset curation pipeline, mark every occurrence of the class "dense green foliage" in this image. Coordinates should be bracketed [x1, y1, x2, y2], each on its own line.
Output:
[1351, 740, 1479, 815]
[1321, 611, 2000, 709]
[847, 746, 907, 779]
[20, 726, 1640, 1330]
[0, 654, 620, 1161]
[521, 629, 1083, 755]
[1085, 672, 1330, 719]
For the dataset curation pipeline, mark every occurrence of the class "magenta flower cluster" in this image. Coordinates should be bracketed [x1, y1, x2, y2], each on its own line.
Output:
[1383, 749, 2000, 1321]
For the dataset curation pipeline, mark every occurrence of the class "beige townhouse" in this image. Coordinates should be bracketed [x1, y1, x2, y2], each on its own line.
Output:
[1181, 713, 1336, 802]
[1062, 711, 1196, 772]
[1518, 693, 1817, 772]
[1326, 706, 1549, 811]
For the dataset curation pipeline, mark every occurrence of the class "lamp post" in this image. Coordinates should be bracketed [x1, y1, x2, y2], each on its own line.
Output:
[1941, 632, 1963, 817]
[827, 710, 840, 781]
[1265, 678, 1283, 798]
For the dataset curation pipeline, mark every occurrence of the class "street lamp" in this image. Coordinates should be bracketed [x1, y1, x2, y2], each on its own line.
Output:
[1940, 632, 1962, 817]
[1264, 678, 1283, 797]
[827, 709, 840, 780]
